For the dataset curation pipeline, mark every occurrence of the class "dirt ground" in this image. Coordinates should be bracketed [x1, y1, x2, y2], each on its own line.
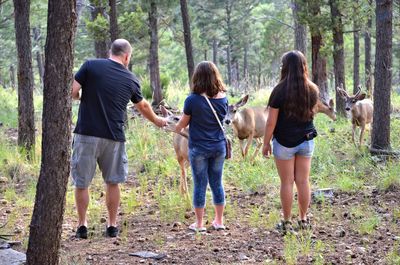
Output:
[55, 182, 399, 265]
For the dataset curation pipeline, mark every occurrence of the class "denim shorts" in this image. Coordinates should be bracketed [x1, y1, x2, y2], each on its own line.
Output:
[71, 134, 128, 188]
[272, 138, 314, 160]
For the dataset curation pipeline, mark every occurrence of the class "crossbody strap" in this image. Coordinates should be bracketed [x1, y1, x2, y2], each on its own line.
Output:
[202, 94, 226, 136]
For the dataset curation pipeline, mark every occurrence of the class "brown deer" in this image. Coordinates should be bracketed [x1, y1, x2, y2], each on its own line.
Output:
[336, 86, 373, 146]
[160, 106, 190, 194]
[224, 95, 337, 159]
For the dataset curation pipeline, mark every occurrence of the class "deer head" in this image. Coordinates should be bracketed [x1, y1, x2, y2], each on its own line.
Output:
[224, 94, 249, 125]
[336, 85, 366, 111]
[160, 105, 181, 132]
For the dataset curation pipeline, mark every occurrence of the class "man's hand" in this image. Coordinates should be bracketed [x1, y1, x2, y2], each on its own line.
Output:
[154, 117, 168, 128]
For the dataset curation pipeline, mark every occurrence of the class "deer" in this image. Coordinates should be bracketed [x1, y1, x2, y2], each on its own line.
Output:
[160, 106, 190, 195]
[336, 86, 373, 146]
[224, 95, 337, 160]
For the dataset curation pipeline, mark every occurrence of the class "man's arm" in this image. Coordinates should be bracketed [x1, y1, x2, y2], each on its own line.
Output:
[71, 80, 81, 100]
[134, 99, 167, 127]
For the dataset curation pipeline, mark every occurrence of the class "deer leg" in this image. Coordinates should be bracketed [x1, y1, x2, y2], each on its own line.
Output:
[359, 123, 366, 147]
[178, 158, 188, 195]
[243, 133, 254, 158]
[239, 139, 245, 157]
[352, 123, 357, 146]
[250, 138, 263, 161]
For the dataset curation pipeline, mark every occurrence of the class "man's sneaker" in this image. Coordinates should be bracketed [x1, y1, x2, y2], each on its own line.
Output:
[106, 226, 119, 237]
[75, 225, 88, 239]
[297, 219, 312, 230]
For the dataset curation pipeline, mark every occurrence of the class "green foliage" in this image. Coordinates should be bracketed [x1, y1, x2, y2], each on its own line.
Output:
[85, 14, 109, 42]
[0, 88, 18, 127]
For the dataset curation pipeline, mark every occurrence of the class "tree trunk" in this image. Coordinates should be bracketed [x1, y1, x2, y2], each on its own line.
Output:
[109, 0, 118, 41]
[329, 0, 346, 117]
[149, 0, 162, 106]
[244, 43, 249, 93]
[291, 0, 307, 55]
[204, 49, 207, 61]
[309, 3, 329, 103]
[33, 27, 44, 88]
[364, 0, 373, 96]
[180, 0, 194, 85]
[26, 0, 77, 264]
[212, 37, 218, 65]
[9, 65, 15, 89]
[226, 46, 231, 86]
[225, 0, 232, 86]
[90, 1, 108, 58]
[371, 0, 392, 151]
[13, 0, 35, 153]
[353, 0, 360, 94]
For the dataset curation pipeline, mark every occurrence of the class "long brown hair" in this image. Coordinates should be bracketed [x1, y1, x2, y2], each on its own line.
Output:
[191, 61, 227, 97]
[277, 50, 319, 122]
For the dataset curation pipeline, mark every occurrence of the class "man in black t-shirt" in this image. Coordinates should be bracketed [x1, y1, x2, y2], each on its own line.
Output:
[71, 39, 166, 238]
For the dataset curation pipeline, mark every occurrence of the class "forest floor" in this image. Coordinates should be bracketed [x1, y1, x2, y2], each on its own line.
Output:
[4, 172, 396, 265]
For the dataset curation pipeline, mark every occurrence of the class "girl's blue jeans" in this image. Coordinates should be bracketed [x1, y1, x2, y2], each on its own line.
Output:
[189, 148, 226, 208]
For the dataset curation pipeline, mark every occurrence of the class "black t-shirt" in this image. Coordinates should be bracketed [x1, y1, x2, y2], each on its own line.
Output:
[268, 86, 316, 147]
[74, 59, 143, 142]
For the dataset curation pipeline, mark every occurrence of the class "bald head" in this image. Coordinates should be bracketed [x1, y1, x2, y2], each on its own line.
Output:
[110, 39, 132, 57]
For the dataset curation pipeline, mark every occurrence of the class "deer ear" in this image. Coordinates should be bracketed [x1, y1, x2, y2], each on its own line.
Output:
[329, 98, 334, 107]
[357, 93, 366, 101]
[159, 105, 169, 117]
[236, 94, 249, 108]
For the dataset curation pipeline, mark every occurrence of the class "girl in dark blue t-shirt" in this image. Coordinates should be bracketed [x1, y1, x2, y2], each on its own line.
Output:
[262, 51, 319, 234]
[175, 61, 228, 232]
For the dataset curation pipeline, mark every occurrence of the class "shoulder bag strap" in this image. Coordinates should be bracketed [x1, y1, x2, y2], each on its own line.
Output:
[202, 94, 227, 136]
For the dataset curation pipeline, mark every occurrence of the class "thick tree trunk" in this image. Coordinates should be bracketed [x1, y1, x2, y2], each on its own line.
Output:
[33, 27, 44, 88]
[26, 0, 77, 264]
[109, 0, 118, 41]
[329, 0, 346, 117]
[353, 0, 360, 94]
[212, 37, 218, 65]
[291, 0, 307, 55]
[180, 0, 194, 85]
[13, 0, 35, 152]
[308, 2, 329, 103]
[149, 1, 162, 106]
[364, 0, 373, 96]
[371, 0, 392, 151]
[90, 1, 108, 58]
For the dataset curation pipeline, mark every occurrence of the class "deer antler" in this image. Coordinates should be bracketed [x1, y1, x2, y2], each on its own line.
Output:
[336, 85, 349, 99]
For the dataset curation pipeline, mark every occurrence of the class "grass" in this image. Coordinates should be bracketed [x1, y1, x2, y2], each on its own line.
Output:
[0, 86, 399, 263]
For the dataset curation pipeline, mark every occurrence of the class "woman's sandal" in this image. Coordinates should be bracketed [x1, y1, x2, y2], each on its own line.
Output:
[210, 221, 226, 231]
[276, 220, 294, 235]
[297, 219, 311, 230]
[188, 223, 206, 232]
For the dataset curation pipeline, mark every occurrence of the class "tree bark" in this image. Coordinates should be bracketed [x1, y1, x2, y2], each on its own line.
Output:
[90, 0, 108, 58]
[291, 0, 307, 55]
[26, 0, 77, 264]
[180, 0, 194, 85]
[149, 0, 162, 106]
[212, 37, 218, 65]
[244, 42, 249, 93]
[109, 0, 118, 41]
[309, 2, 329, 103]
[353, 0, 360, 94]
[364, 0, 373, 96]
[329, 0, 346, 117]
[13, 0, 35, 152]
[225, 0, 232, 86]
[33, 27, 44, 88]
[371, 0, 392, 151]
